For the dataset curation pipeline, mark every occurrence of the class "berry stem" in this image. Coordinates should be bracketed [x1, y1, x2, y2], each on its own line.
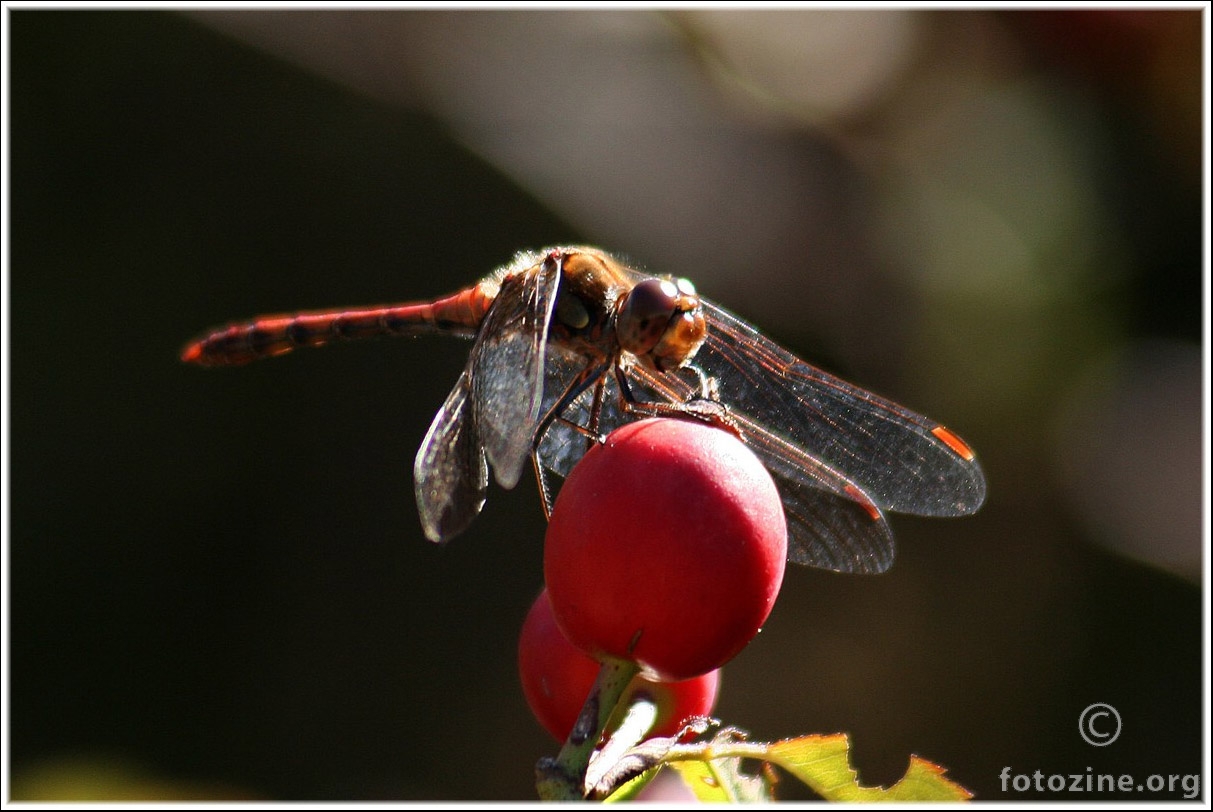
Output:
[535, 657, 640, 800]
[584, 693, 658, 795]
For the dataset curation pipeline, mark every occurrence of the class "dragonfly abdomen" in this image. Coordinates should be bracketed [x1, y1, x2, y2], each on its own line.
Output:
[181, 282, 497, 366]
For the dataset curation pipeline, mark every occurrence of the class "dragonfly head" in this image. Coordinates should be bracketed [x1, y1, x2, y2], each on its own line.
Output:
[617, 277, 707, 372]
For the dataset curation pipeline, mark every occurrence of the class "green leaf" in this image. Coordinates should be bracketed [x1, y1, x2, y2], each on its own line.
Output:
[574, 724, 969, 801]
[669, 756, 773, 802]
[765, 734, 972, 801]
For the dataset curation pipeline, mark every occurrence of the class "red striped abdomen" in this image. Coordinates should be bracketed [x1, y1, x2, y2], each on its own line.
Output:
[181, 281, 497, 366]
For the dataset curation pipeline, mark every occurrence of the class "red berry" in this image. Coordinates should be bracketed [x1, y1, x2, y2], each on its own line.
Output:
[518, 589, 720, 743]
[544, 418, 787, 682]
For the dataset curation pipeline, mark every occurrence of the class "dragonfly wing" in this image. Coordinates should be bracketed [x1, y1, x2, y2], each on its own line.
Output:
[778, 483, 895, 574]
[534, 349, 599, 479]
[731, 411, 895, 573]
[534, 349, 640, 482]
[695, 299, 987, 517]
[414, 369, 489, 543]
[473, 257, 561, 489]
[619, 364, 897, 573]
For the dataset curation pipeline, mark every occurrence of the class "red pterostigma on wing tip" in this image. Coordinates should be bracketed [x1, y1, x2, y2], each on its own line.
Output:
[843, 483, 883, 522]
[931, 425, 976, 462]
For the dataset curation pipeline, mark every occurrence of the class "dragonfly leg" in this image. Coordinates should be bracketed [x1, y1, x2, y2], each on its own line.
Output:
[528, 359, 613, 518]
[612, 364, 743, 439]
[531, 452, 556, 520]
[685, 362, 721, 401]
[551, 415, 603, 443]
[587, 373, 608, 444]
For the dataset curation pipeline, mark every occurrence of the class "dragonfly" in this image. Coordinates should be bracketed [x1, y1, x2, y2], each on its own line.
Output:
[183, 246, 986, 574]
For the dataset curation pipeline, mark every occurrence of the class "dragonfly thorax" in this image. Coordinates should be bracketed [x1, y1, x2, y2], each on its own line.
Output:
[544, 251, 626, 358]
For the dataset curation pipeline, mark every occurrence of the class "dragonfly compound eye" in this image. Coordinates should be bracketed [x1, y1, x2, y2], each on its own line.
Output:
[617, 277, 706, 372]
[617, 279, 681, 354]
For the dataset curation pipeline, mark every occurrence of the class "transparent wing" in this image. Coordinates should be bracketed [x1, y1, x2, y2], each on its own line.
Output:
[774, 477, 894, 574]
[471, 257, 561, 489]
[535, 351, 629, 480]
[623, 366, 896, 574]
[605, 264, 985, 516]
[693, 299, 986, 517]
[414, 369, 489, 543]
[725, 410, 895, 574]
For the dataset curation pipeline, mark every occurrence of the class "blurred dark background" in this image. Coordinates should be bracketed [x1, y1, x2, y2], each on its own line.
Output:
[7, 9, 1204, 801]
